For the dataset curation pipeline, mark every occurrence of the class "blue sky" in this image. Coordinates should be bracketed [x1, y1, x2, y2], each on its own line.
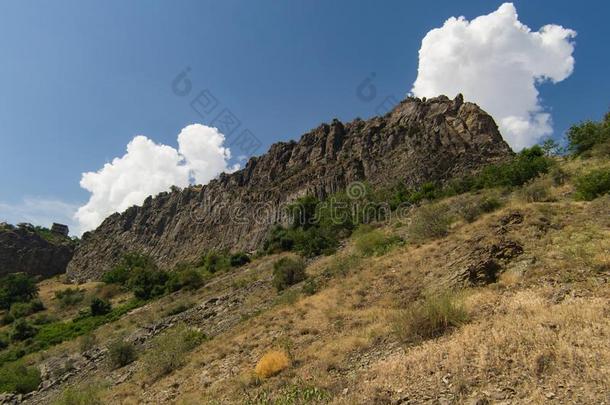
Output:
[0, 1, 608, 232]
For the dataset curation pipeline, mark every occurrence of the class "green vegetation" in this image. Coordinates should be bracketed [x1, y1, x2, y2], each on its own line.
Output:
[55, 288, 85, 308]
[0, 361, 41, 394]
[52, 383, 104, 405]
[10, 318, 38, 341]
[408, 203, 453, 242]
[0, 298, 143, 367]
[142, 323, 206, 381]
[353, 226, 402, 256]
[107, 339, 137, 369]
[229, 252, 251, 267]
[0, 273, 39, 310]
[567, 111, 610, 156]
[245, 384, 331, 405]
[90, 298, 111, 316]
[453, 194, 502, 223]
[392, 290, 469, 344]
[272, 257, 307, 292]
[575, 169, 610, 200]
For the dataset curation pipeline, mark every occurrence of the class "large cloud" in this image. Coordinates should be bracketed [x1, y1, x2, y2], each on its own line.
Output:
[411, 2, 576, 150]
[75, 124, 237, 233]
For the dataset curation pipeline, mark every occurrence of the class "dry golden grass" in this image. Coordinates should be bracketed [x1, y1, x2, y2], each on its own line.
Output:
[254, 350, 290, 379]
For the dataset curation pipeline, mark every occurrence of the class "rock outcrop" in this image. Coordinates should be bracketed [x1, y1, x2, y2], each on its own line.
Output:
[67, 95, 513, 281]
[0, 224, 76, 279]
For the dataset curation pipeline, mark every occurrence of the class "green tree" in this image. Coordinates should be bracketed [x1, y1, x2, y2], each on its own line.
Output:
[0, 273, 39, 310]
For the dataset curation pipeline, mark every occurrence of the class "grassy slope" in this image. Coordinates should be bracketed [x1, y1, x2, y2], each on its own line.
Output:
[12, 155, 610, 404]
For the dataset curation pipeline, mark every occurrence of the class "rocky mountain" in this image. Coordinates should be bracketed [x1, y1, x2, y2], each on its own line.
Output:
[0, 224, 76, 279]
[67, 95, 513, 281]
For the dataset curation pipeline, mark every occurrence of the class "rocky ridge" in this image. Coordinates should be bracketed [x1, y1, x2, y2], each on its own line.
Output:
[0, 224, 75, 279]
[67, 94, 513, 281]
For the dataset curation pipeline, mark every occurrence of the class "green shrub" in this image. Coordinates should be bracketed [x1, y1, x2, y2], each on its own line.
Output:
[90, 298, 111, 316]
[127, 267, 169, 300]
[107, 339, 136, 369]
[353, 227, 401, 256]
[102, 253, 158, 285]
[0, 334, 7, 350]
[519, 176, 554, 202]
[575, 169, 610, 200]
[55, 288, 85, 308]
[272, 257, 307, 292]
[263, 226, 295, 254]
[229, 252, 251, 267]
[408, 203, 453, 242]
[10, 318, 37, 341]
[322, 254, 362, 279]
[392, 291, 469, 343]
[52, 383, 103, 405]
[166, 268, 203, 292]
[199, 250, 231, 274]
[0, 361, 41, 394]
[567, 112, 610, 156]
[142, 323, 205, 381]
[475, 146, 553, 188]
[454, 195, 502, 223]
[291, 226, 339, 257]
[31, 313, 58, 325]
[0, 273, 39, 310]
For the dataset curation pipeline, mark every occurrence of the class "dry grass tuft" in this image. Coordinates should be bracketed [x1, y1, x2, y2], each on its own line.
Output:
[392, 290, 469, 344]
[254, 350, 290, 379]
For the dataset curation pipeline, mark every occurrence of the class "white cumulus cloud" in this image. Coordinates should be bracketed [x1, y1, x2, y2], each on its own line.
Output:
[75, 124, 238, 233]
[411, 2, 576, 150]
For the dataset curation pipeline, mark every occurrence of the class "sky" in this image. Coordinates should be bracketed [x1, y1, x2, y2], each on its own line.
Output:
[0, 1, 608, 234]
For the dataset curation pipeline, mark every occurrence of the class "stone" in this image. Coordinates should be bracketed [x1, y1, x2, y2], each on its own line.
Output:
[67, 94, 513, 281]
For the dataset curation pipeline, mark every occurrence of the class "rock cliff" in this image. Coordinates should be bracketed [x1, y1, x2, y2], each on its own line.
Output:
[0, 224, 76, 279]
[67, 95, 513, 281]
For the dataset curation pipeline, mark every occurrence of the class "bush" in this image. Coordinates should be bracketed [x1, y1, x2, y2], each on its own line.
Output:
[0, 334, 7, 350]
[567, 112, 610, 156]
[199, 250, 231, 274]
[142, 323, 205, 381]
[272, 257, 307, 292]
[55, 288, 85, 308]
[408, 203, 453, 242]
[10, 318, 37, 341]
[90, 298, 111, 316]
[254, 350, 290, 379]
[0, 273, 39, 310]
[8, 299, 44, 321]
[0, 361, 41, 394]
[102, 253, 158, 285]
[107, 339, 136, 369]
[519, 176, 554, 202]
[229, 252, 251, 267]
[263, 226, 295, 254]
[575, 169, 610, 200]
[475, 146, 553, 188]
[392, 291, 469, 343]
[353, 227, 401, 256]
[166, 268, 203, 292]
[127, 267, 168, 300]
[453, 195, 502, 223]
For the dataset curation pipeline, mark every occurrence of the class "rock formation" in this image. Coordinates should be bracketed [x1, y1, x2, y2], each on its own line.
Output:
[67, 95, 513, 281]
[0, 224, 76, 279]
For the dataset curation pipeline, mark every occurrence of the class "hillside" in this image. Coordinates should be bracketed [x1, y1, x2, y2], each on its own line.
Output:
[0, 106, 609, 405]
[67, 95, 513, 282]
